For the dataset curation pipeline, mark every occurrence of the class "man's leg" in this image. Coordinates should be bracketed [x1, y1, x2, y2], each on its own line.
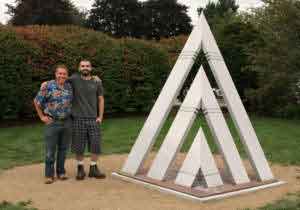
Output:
[90, 153, 98, 162]
[71, 118, 87, 180]
[56, 120, 71, 179]
[75, 154, 86, 180]
[90, 153, 98, 169]
[88, 120, 106, 179]
[44, 122, 58, 184]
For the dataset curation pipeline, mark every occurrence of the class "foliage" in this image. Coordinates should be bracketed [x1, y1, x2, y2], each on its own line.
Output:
[87, 0, 142, 38]
[198, 0, 239, 20]
[2, 0, 300, 119]
[245, 0, 300, 118]
[215, 15, 260, 100]
[0, 25, 170, 120]
[0, 27, 38, 120]
[0, 200, 37, 210]
[195, 0, 300, 117]
[6, 0, 85, 26]
[87, 0, 192, 40]
[141, 0, 192, 40]
[244, 192, 300, 210]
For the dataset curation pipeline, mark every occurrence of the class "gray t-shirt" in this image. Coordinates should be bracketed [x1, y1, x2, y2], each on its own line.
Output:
[69, 73, 104, 118]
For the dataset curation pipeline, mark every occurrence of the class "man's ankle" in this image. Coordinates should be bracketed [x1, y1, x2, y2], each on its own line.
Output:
[90, 161, 97, 166]
[77, 160, 84, 166]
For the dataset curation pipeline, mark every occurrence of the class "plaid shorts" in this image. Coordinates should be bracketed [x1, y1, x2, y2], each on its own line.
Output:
[71, 118, 101, 155]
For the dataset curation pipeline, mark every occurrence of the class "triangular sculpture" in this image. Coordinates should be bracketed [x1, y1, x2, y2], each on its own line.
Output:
[113, 13, 284, 201]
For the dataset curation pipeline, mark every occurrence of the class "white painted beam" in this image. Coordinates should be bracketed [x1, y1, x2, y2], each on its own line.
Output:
[200, 69, 250, 184]
[201, 14, 274, 181]
[147, 65, 204, 180]
[175, 127, 223, 188]
[121, 14, 206, 175]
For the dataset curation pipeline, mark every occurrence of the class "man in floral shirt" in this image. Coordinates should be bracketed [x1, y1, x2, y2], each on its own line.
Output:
[34, 65, 73, 184]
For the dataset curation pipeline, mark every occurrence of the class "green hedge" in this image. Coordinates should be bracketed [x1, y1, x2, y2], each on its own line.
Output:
[0, 26, 170, 120]
[0, 27, 39, 119]
[2, 25, 296, 120]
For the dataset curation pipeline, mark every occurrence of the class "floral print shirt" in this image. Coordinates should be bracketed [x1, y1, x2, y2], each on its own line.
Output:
[34, 80, 73, 120]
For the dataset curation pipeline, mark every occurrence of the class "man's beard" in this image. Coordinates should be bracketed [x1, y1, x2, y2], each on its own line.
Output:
[81, 70, 91, 77]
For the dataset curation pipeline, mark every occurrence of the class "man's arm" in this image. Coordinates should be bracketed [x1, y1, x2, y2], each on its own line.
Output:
[63, 73, 78, 85]
[92, 75, 101, 82]
[33, 100, 53, 124]
[95, 79, 104, 123]
[40, 81, 47, 90]
[96, 96, 104, 123]
[33, 82, 53, 124]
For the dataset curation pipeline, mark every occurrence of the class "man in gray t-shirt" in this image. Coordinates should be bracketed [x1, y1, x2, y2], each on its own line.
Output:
[70, 73, 104, 118]
[69, 60, 106, 180]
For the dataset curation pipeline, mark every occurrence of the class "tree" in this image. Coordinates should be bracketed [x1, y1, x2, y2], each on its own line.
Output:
[87, 0, 142, 38]
[142, 0, 192, 40]
[217, 16, 260, 100]
[198, 0, 239, 20]
[6, 0, 84, 26]
[87, 0, 192, 39]
[244, 0, 300, 118]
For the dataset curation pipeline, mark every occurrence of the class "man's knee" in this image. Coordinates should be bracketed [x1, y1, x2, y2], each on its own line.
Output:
[76, 154, 84, 161]
[45, 150, 55, 163]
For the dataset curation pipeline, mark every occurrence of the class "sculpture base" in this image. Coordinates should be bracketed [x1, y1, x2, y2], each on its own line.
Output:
[112, 170, 285, 202]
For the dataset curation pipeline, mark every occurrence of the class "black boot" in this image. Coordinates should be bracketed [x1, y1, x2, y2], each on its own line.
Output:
[76, 165, 86, 180]
[88, 165, 106, 179]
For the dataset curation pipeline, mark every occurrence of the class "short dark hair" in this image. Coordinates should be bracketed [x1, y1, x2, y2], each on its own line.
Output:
[79, 59, 92, 67]
[54, 64, 69, 73]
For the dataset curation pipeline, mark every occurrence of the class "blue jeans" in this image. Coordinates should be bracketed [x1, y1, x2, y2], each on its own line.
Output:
[44, 119, 71, 178]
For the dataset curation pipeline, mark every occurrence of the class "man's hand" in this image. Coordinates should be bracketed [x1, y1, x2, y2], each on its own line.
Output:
[92, 75, 101, 82]
[41, 115, 53, 125]
[96, 117, 102, 124]
[41, 81, 48, 90]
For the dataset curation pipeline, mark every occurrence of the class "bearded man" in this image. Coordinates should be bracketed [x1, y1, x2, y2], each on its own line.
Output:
[69, 59, 106, 180]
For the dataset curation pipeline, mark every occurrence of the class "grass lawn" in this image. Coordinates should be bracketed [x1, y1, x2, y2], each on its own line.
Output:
[0, 114, 299, 170]
[244, 192, 300, 210]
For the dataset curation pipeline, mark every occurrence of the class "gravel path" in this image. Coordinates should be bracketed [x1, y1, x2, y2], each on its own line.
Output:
[1, 154, 299, 210]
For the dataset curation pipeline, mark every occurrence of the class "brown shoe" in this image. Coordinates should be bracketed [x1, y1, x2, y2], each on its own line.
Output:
[57, 174, 69, 181]
[45, 177, 54, 184]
